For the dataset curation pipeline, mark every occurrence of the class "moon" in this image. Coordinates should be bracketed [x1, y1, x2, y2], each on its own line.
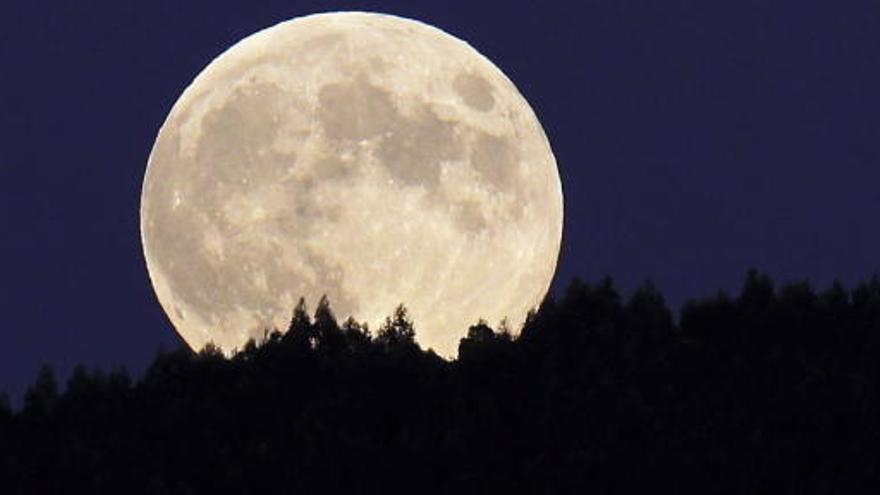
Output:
[140, 12, 563, 357]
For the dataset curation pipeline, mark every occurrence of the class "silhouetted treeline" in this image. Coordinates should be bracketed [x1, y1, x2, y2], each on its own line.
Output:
[3, 271, 880, 493]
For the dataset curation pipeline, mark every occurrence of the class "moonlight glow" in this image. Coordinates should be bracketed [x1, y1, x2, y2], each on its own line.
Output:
[140, 12, 563, 356]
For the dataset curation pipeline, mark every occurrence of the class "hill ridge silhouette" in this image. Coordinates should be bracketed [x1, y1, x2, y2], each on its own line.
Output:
[3, 270, 880, 492]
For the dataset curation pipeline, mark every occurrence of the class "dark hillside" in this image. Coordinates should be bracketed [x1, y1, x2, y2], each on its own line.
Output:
[3, 271, 880, 493]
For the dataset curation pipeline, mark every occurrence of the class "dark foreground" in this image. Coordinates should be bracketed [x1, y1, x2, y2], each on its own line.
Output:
[3, 271, 880, 493]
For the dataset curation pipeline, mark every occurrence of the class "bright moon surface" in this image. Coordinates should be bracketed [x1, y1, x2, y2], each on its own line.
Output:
[140, 12, 563, 357]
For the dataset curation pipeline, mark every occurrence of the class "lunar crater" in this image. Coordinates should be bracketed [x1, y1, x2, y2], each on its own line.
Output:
[377, 103, 463, 188]
[318, 80, 395, 141]
[453, 72, 496, 112]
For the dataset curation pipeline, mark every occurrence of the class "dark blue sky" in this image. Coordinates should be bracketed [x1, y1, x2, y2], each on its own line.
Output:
[2, 0, 879, 400]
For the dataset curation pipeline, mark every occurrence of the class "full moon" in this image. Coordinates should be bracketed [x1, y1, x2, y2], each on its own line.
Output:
[141, 12, 563, 357]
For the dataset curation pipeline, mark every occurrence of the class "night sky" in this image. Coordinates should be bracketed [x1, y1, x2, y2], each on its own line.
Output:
[2, 0, 879, 401]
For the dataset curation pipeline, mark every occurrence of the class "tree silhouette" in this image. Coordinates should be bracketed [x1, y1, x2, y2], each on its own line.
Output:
[313, 295, 345, 354]
[4, 272, 880, 491]
[375, 304, 417, 352]
[626, 279, 673, 340]
[458, 319, 511, 363]
[23, 364, 58, 419]
[740, 268, 775, 313]
[341, 316, 371, 352]
[284, 296, 314, 348]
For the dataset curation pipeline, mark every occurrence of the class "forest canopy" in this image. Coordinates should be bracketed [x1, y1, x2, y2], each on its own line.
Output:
[3, 270, 880, 492]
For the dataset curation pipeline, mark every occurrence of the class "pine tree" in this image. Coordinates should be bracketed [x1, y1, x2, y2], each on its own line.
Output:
[376, 304, 417, 351]
[285, 297, 315, 348]
[23, 364, 58, 418]
[314, 295, 345, 353]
